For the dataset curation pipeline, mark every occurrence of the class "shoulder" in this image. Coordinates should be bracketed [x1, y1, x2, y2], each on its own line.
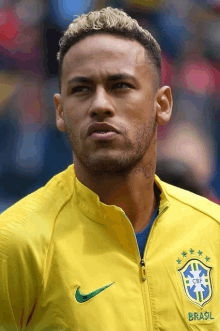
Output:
[0, 165, 74, 258]
[156, 176, 220, 223]
[0, 166, 75, 326]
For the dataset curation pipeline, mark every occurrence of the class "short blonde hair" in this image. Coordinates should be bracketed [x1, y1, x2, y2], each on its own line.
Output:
[57, 7, 161, 88]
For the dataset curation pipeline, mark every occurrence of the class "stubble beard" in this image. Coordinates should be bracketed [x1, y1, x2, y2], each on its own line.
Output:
[65, 117, 157, 177]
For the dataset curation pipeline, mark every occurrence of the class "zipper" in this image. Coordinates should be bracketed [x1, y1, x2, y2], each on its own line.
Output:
[140, 259, 146, 281]
[141, 204, 169, 330]
[123, 213, 143, 279]
[123, 203, 169, 330]
[140, 205, 169, 281]
[123, 204, 169, 281]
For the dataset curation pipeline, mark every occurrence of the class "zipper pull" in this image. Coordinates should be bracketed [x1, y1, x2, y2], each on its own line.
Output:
[140, 259, 146, 281]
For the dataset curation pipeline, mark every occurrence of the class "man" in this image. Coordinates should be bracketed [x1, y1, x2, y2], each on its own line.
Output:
[0, 7, 219, 331]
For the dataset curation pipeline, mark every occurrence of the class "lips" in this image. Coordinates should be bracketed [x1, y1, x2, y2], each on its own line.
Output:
[87, 123, 120, 136]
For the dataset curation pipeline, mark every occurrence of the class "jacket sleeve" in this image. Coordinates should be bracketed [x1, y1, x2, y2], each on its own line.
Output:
[0, 210, 45, 330]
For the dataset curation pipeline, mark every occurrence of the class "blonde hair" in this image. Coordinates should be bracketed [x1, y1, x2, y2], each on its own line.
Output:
[57, 7, 161, 88]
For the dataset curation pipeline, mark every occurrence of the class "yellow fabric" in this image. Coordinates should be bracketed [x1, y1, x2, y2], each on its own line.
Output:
[0, 164, 219, 330]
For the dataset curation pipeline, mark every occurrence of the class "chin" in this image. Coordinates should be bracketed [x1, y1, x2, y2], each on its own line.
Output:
[81, 154, 141, 176]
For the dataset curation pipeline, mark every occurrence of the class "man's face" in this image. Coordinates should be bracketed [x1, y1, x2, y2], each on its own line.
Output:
[55, 34, 159, 176]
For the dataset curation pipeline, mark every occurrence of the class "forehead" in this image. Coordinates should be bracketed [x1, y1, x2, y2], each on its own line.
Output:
[61, 34, 153, 82]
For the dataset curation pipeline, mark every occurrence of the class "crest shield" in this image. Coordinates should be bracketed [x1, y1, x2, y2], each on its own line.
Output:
[178, 258, 212, 308]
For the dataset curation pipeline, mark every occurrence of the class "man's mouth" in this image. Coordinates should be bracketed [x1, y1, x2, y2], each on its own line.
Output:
[90, 131, 118, 140]
[87, 122, 120, 141]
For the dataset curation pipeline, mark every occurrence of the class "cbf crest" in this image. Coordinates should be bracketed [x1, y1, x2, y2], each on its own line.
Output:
[178, 258, 212, 308]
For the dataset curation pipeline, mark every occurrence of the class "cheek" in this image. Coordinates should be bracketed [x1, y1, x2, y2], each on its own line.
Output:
[63, 112, 80, 139]
[63, 102, 83, 125]
[64, 96, 91, 121]
[123, 105, 154, 125]
[64, 110, 89, 142]
[124, 91, 155, 119]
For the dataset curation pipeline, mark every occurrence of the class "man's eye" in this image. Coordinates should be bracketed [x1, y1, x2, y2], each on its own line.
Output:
[72, 86, 90, 94]
[112, 83, 132, 90]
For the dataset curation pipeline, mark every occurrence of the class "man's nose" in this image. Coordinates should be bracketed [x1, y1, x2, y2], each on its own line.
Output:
[88, 87, 115, 118]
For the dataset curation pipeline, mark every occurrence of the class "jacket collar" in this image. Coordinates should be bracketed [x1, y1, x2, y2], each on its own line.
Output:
[154, 175, 171, 214]
[70, 165, 170, 225]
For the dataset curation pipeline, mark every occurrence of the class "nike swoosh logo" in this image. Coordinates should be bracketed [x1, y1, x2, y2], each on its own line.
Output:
[75, 282, 114, 303]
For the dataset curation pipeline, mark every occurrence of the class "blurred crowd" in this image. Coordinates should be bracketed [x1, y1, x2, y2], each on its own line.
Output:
[1, 0, 220, 212]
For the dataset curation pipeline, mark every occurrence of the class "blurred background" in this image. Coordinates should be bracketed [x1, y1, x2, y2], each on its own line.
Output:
[0, 0, 220, 212]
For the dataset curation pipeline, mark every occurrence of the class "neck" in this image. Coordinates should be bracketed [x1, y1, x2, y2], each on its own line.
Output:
[74, 156, 157, 233]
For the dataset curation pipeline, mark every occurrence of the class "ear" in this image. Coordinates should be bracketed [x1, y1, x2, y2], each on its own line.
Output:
[54, 93, 66, 132]
[155, 86, 173, 125]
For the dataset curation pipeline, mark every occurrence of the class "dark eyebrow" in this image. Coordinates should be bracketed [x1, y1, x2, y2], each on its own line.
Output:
[107, 74, 136, 82]
[67, 73, 138, 86]
[67, 76, 93, 85]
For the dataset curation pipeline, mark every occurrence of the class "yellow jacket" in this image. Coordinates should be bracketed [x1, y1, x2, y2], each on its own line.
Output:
[0, 165, 219, 330]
